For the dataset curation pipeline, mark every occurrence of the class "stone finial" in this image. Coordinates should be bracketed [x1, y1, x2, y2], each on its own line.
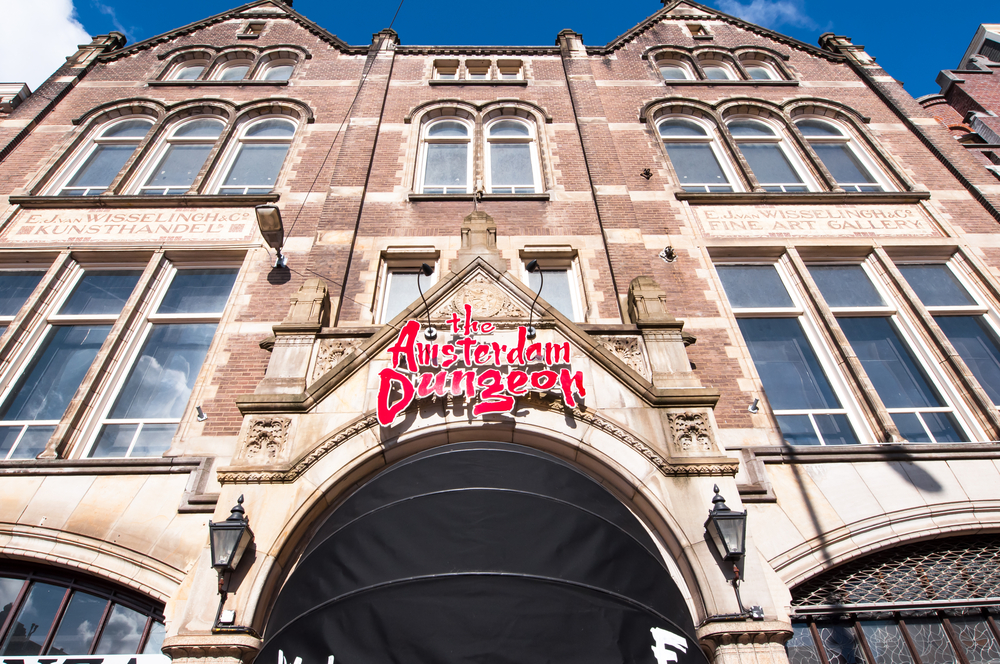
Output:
[455, 211, 506, 272]
[627, 276, 678, 327]
[284, 278, 328, 329]
[65, 33, 127, 68]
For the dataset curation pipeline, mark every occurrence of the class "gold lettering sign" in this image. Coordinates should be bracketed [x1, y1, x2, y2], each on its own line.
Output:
[2, 208, 258, 244]
[694, 204, 940, 238]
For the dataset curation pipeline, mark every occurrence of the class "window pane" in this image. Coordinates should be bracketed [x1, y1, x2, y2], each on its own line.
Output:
[660, 65, 688, 79]
[107, 323, 218, 419]
[491, 143, 533, 187]
[659, 121, 708, 138]
[102, 120, 152, 139]
[839, 317, 945, 408]
[729, 121, 776, 138]
[60, 271, 142, 315]
[740, 144, 803, 184]
[0, 582, 64, 655]
[173, 65, 204, 80]
[144, 144, 213, 188]
[90, 424, 137, 458]
[157, 269, 238, 314]
[0, 427, 22, 457]
[490, 121, 529, 137]
[9, 426, 56, 459]
[223, 144, 290, 189]
[0, 272, 44, 316]
[173, 120, 223, 139]
[921, 411, 966, 443]
[427, 121, 467, 138]
[746, 66, 774, 80]
[664, 143, 729, 187]
[798, 120, 844, 138]
[897, 266, 976, 307]
[936, 316, 1000, 404]
[94, 603, 145, 655]
[263, 65, 294, 80]
[48, 591, 107, 655]
[245, 119, 295, 138]
[129, 423, 178, 457]
[817, 623, 868, 664]
[529, 270, 575, 320]
[950, 616, 1000, 664]
[64, 145, 137, 189]
[718, 265, 794, 308]
[905, 619, 958, 664]
[787, 624, 824, 664]
[812, 144, 878, 185]
[776, 415, 821, 445]
[815, 414, 860, 445]
[738, 318, 843, 410]
[860, 621, 914, 664]
[810, 266, 885, 307]
[424, 143, 468, 188]
[384, 271, 421, 321]
[218, 65, 249, 81]
[143, 622, 166, 655]
[0, 325, 112, 421]
[0, 577, 24, 634]
[703, 66, 731, 80]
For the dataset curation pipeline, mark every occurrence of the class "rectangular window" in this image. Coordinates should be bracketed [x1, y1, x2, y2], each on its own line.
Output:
[809, 263, 969, 443]
[88, 268, 238, 458]
[497, 59, 523, 79]
[897, 263, 1000, 407]
[0, 270, 141, 460]
[521, 248, 584, 323]
[0, 270, 46, 336]
[466, 59, 490, 79]
[433, 60, 459, 80]
[718, 264, 862, 445]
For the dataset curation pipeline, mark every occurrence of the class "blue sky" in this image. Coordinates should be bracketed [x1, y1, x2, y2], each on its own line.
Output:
[2, 0, 991, 98]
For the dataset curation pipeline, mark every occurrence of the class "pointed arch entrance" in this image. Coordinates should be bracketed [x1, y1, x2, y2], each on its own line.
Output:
[256, 442, 709, 664]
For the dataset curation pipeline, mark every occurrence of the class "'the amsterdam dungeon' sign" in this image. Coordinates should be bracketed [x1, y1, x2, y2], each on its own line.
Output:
[377, 305, 587, 425]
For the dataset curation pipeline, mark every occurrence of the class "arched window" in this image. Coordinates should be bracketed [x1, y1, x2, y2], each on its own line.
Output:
[56, 118, 153, 196]
[697, 55, 738, 80]
[657, 58, 695, 81]
[137, 118, 224, 195]
[259, 61, 295, 80]
[658, 118, 735, 192]
[170, 61, 209, 80]
[485, 118, 540, 194]
[214, 60, 252, 81]
[215, 117, 295, 195]
[795, 118, 889, 192]
[737, 53, 784, 80]
[728, 118, 810, 192]
[418, 119, 472, 194]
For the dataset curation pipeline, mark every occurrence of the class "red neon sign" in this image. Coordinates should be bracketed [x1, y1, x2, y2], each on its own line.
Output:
[377, 304, 587, 426]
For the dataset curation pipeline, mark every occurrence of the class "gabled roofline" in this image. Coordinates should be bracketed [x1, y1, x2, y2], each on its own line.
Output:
[585, 0, 844, 62]
[99, 0, 367, 62]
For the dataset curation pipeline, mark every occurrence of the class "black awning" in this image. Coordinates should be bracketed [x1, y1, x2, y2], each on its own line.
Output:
[257, 442, 707, 664]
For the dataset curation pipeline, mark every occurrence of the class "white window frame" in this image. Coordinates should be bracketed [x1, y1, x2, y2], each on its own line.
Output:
[168, 61, 209, 81]
[726, 116, 817, 192]
[374, 250, 440, 324]
[48, 117, 154, 196]
[812, 259, 984, 442]
[740, 60, 780, 81]
[465, 59, 492, 80]
[657, 115, 741, 193]
[484, 117, 542, 194]
[0, 264, 145, 460]
[794, 116, 895, 192]
[433, 60, 459, 80]
[130, 117, 226, 195]
[257, 59, 296, 81]
[697, 56, 738, 81]
[79, 262, 240, 459]
[657, 58, 695, 81]
[719, 260, 870, 445]
[213, 60, 253, 82]
[519, 247, 585, 323]
[209, 115, 296, 195]
[416, 117, 473, 194]
[496, 59, 523, 80]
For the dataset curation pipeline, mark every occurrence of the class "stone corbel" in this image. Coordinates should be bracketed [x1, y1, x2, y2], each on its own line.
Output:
[256, 279, 329, 395]
[162, 634, 262, 664]
[627, 276, 700, 388]
[697, 621, 793, 664]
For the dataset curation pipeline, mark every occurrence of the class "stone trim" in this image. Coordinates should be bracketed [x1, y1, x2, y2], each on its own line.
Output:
[749, 441, 1000, 464]
[148, 80, 289, 87]
[8, 194, 279, 209]
[430, 79, 527, 87]
[408, 193, 550, 201]
[675, 191, 931, 204]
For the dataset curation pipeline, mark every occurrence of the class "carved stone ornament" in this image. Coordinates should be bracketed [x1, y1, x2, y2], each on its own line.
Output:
[240, 417, 292, 465]
[433, 275, 527, 319]
[313, 338, 362, 381]
[667, 412, 714, 455]
[598, 336, 651, 380]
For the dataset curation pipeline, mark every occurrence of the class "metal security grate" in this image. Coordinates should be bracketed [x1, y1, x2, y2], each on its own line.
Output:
[792, 536, 1000, 608]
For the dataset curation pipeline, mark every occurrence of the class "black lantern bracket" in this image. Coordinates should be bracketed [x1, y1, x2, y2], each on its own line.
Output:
[702, 485, 764, 624]
[208, 495, 260, 637]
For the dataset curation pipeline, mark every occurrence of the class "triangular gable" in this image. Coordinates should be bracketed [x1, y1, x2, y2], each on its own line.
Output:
[99, 0, 364, 62]
[591, 0, 844, 62]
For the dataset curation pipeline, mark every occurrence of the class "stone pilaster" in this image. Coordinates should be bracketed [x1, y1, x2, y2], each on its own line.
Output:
[256, 278, 328, 394]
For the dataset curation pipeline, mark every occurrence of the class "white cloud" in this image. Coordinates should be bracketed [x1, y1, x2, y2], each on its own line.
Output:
[714, 0, 816, 29]
[0, 0, 92, 91]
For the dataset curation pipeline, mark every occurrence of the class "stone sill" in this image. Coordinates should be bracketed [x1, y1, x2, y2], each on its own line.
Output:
[429, 79, 527, 87]
[675, 191, 931, 205]
[408, 193, 549, 202]
[0, 456, 205, 476]
[9, 194, 280, 209]
[147, 80, 288, 87]
[751, 441, 1000, 464]
[663, 79, 799, 87]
